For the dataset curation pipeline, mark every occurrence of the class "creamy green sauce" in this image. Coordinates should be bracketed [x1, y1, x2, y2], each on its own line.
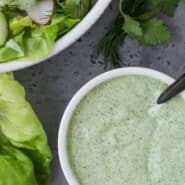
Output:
[67, 75, 185, 185]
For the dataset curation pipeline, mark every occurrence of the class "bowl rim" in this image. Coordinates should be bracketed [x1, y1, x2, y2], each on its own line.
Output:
[0, 0, 112, 73]
[58, 67, 185, 185]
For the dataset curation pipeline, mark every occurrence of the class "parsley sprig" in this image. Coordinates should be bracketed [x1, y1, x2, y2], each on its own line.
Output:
[99, 0, 184, 67]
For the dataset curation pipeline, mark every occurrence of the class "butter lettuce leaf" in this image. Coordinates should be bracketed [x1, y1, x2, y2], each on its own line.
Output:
[24, 26, 58, 60]
[10, 16, 36, 36]
[0, 145, 38, 185]
[0, 73, 52, 185]
[51, 15, 79, 37]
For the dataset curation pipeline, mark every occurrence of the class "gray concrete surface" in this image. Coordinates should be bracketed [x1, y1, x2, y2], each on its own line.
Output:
[14, 1, 185, 185]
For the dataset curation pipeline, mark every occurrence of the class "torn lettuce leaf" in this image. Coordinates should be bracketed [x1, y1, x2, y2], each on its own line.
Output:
[10, 16, 36, 36]
[0, 32, 25, 62]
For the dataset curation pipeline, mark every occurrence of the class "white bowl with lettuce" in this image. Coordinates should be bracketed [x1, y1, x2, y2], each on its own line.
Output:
[0, 0, 111, 73]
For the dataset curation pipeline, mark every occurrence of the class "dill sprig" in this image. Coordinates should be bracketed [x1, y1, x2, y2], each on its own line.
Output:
[98, 15, 126, 68]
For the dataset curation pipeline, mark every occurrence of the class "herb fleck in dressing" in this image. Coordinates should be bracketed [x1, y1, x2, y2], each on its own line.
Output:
[67, 76, 185, 185]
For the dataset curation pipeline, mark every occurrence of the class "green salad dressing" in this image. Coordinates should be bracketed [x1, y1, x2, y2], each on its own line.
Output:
[67, 75, 185, 185]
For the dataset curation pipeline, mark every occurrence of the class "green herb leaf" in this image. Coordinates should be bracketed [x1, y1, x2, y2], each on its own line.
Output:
[121, 0, 145, 15]
[62, 0, 80, 17]
[123, 14, 143, 37]
[135, 9, 158, 21]
[62, 0, 91, 19]
[152, 0, 179, 16]
[123, 16, 171, 45]
[140, 18, 171, 45]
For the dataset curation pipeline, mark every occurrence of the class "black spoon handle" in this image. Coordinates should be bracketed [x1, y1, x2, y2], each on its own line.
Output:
[157, 73, 185, 104]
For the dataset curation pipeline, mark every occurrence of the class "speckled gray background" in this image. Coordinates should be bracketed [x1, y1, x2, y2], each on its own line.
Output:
[14, 1, 185, 185]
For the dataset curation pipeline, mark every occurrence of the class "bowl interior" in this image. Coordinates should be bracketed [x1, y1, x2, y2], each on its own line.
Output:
[0, 0, 111, 73]
[58, 67, 185, 185]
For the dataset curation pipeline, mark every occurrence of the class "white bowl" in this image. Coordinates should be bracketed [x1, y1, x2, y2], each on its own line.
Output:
[58, 67, 184, 185]
[0, 0, 111, 73]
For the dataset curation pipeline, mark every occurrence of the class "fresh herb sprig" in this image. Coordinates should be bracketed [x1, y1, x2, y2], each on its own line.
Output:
[56, 0, 91, 19]
[98, 15, 126, 67]
[99, 0, 184, 67]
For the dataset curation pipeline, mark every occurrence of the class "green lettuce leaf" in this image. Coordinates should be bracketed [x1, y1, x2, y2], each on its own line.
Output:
[0, 32, 25, 63]
[51, 15, 79, 37]
[24, 15, 79, 59]
[24, 26, 58, 60]
[0, 73, 52, 185]
[10, 16, 36, 36]
[0, 145, 38, 185]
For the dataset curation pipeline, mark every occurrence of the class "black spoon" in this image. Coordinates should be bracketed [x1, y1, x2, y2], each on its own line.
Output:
[157, 73, 185, 104]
